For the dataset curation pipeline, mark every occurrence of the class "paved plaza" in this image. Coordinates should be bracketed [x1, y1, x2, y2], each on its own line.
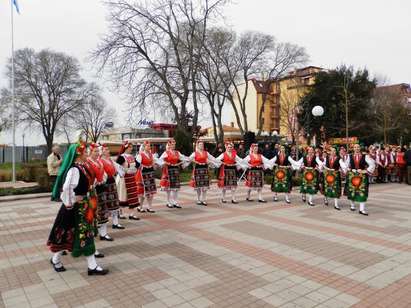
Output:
[1, 183, 411, 308]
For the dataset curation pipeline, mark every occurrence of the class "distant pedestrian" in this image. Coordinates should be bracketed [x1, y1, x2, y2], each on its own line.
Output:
[405, 147, 411, 184]
[47, 144, 62, 201]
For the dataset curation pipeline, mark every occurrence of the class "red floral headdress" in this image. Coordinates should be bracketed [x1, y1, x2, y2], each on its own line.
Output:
[76, 142, 87, 155]
[118, 141, 131, 155]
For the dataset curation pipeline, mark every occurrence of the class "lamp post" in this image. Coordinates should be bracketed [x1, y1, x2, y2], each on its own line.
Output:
[311, 106, 324, 146]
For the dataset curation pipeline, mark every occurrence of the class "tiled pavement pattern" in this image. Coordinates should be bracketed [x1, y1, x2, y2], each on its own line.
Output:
[1, 184, 411, 307]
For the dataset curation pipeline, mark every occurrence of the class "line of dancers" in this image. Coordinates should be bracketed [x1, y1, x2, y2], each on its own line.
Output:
[46, 138, 376, 275]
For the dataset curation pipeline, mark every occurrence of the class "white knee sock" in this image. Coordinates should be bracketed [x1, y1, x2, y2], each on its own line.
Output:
[231, 188, 237, 201]
[222, 189, 226, 200]
[196, 190, 201, 201]
[172, 191, 179, 205]
[140, 197, 146, 210]
[86, 255, 98, 270]
[258, 189, 263, 200]
[202, 190, 207, 202]
[360, 202, 366, 212]
[166, 191, 171, 204]
[308, 194, 313, 203]
[98, 223, 107, 237]
[285, 193, 290, 202]
[247, 189, 251, 199]
[52, 251, 63, 266]
[146, 196, 153, 209]
[334, 198, 339, 208]
[112, 211, 119, 225]
[350, 201, 355, 209]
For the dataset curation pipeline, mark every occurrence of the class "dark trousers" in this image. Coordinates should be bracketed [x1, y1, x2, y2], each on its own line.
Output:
[407, 166, 411, 185]
[49, 175, 58, 201]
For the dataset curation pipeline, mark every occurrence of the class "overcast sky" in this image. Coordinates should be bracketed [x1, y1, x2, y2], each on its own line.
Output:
[1, 0, 410, 145]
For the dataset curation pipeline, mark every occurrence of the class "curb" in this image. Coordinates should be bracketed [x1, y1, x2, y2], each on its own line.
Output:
[0, 193, 51, 203]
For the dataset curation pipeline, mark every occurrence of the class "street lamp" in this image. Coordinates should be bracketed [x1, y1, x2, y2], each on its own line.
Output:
[311, 106, 324, 146]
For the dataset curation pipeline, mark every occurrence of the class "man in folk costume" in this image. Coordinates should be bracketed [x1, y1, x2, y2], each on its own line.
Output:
[241, 144, 270, 202]
[316, 146, 329, 206]
[47, 142, 108, 275]
[160, 139, 186, 208]
[377, 145, 389, 183]
[87, 143, 113, 242]
[271, 145, 299, 204]
[100, 144, 125, 230]
[189, 140, 219, 206]
[298, 147, 320, 206]
[216, 141, 243, 204]
[343, 144, 376, 215]
[317, 147, 344, 210]
[135, 141, 157, 213]
[116, 141, 140, 220]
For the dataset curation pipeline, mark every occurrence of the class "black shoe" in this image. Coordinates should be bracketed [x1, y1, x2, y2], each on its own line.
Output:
[258, 199, 267, 203]
[201, 201, 207, 206]
[350, 207, 356, 212]
[119, 215, 127, 220]
[94, 252, 105, 258]
[100, 235, 114, 241]
[324, 199, 329, 206]
[231, 200, 238, 204]
[359, 210, 369, 216]
[221, 199, 227, 204]
[88, 267, 109, 276]
[112, 224, 125, 230]
[273, 197, 278, 202]
[62, 250, 68, 256]
[173, 204, 182, 209]
[50, 258, 66, 272]
[285, 199, 291, 204]
[246, 198, 253, 202]
[308, 201, 315, 206]
[167, 203, 174, 208]
[129, 215, 140, 220]
[146, 209, 156, 213]
[302, 195, 306, 202]
[334, 206, 341, 211]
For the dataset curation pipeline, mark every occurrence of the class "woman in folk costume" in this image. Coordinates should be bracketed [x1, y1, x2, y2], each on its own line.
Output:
[316, 147, 344, 210]
[87, 143, 113, 241]
[159, 139, 187, 208]
[116, 141, 140, 220]
[135, 141, 158, 213]
[367, 145, 378, 184]
[297, 146, 320, 206]
[376, 145, 389, 183]
[188, 140, 220, 206]
[99, 144, 125, 230]
[242, 143, 272, 203]
[341, 144, 375, 215]
[47, 142, 108, 275]
[271, 145, 300, 204]
[215, 141, 244, 204]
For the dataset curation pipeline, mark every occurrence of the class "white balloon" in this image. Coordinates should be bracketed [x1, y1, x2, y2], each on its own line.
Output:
[312, 105, 324, 117]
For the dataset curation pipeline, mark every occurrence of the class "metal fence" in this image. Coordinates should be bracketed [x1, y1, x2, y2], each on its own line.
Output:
[0, 145, 69, 164]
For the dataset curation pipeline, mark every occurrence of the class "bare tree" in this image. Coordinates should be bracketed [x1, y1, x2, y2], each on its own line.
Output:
[279, 81, 303, 144]
[93, 0, 228, 139]
[1, 48, 88, 152]
[0, 89, 11, 134]
[73, 84, 116, 143]
[373, 86, 411, 144]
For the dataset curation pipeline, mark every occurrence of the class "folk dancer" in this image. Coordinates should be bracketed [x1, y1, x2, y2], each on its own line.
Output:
[342, 144, 376, 215]
[160, 139, 187, 208]
[135, 141, 158, 213]
[216, 141, 243, 204]
[47, 142, 108, 275]
[298, 147, 320, 206]
[188, 140, 220, 206]
[317, 147, 344, 210]
[377, 146, 389, 183]
[271, 145, 299, 204]
[116, 141, 140, 220]
[100, 144, 125, 230]
[87, 143, 112, 241]
[242, 143, 272, 203]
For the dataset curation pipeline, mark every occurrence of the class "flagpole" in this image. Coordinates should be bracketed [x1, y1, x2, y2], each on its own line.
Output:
[10, 0, 16, 183]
